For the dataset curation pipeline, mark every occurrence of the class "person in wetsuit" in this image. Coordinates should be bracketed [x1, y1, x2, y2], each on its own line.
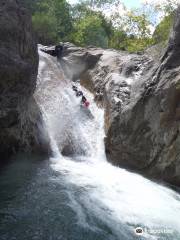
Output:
[81, 95, 86, 104]
[72, 85, 90, 108]
[76, 90, 83, 97]
[81, 95, 90, 108]
[55, 44, 63, 58]
[72, 85, 78, 92]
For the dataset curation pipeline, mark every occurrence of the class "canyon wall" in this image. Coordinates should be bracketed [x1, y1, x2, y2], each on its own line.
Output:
[0, 0, 50, 161]
[41, 7, 180, 186]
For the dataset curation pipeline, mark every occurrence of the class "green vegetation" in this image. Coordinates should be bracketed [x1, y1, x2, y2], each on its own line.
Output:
[71, 8, 112, 48]
[32, 13, 57, 44]
[153, 14, 174, 45]
[23, 0, 177, 52]
[24, 0, 73, 44]
[72, 14, 108, 47]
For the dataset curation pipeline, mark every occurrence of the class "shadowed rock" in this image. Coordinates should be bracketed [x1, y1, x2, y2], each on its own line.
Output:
[0, 0, 51, 161]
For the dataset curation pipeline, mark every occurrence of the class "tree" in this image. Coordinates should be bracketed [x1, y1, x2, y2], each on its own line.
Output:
[32, 13, 58, 44]
[70, 2, 113, 48]
[22, 0, 177, 52]
[109, 29, 127, 50]
[125, 11, 152, 38]
[20, 0, 44, 13]
[52, 0, 73, 41]
[30, 0, 73, 44]
[153, 13, 174, 44]
[81, 0, 120, 8]
[150, 0, 178, 15]
[116, 9, 155, 52]
[72, 14, 109, 47]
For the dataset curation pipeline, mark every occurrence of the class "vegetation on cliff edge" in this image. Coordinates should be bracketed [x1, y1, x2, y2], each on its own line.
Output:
[23, 0, 177, 52]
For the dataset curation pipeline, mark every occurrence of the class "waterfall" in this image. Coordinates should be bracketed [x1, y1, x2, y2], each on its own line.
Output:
[35, 49, 180, 239]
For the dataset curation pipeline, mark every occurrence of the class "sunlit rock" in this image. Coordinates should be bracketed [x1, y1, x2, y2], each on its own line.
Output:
[50, 7, 180, 186]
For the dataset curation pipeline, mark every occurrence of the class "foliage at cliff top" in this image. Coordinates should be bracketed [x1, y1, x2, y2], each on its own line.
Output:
[23, 0, 178, 52]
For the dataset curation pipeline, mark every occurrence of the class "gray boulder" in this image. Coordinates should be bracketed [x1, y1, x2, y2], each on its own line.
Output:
[105, 7, 180, 186]
[0, 0, 51, 160]
[42, 8, 180, 186]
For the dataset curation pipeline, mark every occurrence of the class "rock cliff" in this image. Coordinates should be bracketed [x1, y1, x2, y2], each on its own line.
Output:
[41, 7, 180, 186]
[0, 0, 50, 161]
[104, 8, 180, 186]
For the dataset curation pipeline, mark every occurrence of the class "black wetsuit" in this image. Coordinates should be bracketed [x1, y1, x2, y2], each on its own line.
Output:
[55, 45, 63, 58]
[72, 86, 77, 92]
[76, 91, 83, 97]
[82, 95, 86, 103]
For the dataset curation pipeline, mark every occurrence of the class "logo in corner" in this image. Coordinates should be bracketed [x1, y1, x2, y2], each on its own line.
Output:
[135, 227, 144, 236]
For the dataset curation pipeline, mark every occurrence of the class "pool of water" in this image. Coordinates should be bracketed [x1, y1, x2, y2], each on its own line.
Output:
[0, 153, 180, 240]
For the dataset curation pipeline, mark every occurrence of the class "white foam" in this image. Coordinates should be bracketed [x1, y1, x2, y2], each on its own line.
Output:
[50, 86, 180, 239]
[38, 49, 180, 239]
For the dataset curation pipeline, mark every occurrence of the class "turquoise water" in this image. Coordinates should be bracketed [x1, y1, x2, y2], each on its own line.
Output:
[0, 154, 131, 240]
[0, 153, 180, 240]
[1, 48, 180, 240]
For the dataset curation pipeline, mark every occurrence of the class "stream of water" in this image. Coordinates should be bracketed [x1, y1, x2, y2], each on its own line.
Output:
[0, 51, 180, 240]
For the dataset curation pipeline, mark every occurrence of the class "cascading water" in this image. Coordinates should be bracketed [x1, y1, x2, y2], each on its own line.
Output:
[0, 49, 180, 240]
[40, 50, 180, 239]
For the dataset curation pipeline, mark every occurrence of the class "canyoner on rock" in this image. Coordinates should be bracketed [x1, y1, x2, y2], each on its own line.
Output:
[0, 31, 180, 239]
[42, 7, 180, 187]
[103, 7, 180, 186]
[2, 46, 180, 239]
[36, 46, 180, 240]
[37, 47, 96, 157]
[0, 0, 51, 160]
[1, 1, 180, 240]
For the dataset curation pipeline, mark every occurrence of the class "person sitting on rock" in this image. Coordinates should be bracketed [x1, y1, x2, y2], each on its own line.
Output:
[55, 44, 63, 58]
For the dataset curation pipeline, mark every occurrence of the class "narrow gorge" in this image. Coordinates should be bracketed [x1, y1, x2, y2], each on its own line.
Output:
[44, 25, 180, 186]
[0, 1, 180, 240]
[0, 0, 51, 161]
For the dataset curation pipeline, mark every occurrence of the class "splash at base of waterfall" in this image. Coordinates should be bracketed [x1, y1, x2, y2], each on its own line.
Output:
[0, 49, 179, 240]
[38, 49, 180, 240]
[49, 86, 180, 240]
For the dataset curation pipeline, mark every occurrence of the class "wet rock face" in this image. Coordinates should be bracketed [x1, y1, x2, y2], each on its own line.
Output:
[105, 7, 180, 186]
[0, 0, 50, 160]
[162, 7, 180, 69]
[41, 43, 102, 82]
[43, 8, 180, 186]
